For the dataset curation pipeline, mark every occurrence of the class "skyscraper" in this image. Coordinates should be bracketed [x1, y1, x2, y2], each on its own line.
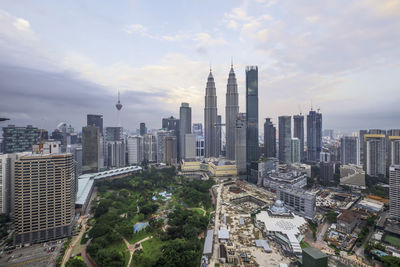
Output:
[139, 123, 147, 136]
[192, 123, 203, 137]
[263, 118, 276, 158]
[106, 141, 125, 168]
[291, 138, 301, 163]
[235, 113, 247, 174]
[2, 125, 39, 153]
[87, 114, 103, 135]
[143, 134, 157, 162]
[340, 136, 359, 165]
[389, 137, 400, 166]
[307, 110, 322, 162]
[82, 126, 101, 173]
[389, 165, 400, 220]
[246, 66, 259, 165]
[105, 127, 123, 141]
[278, 116, 291, 164]
[293, 115, 305, 161]
[217, 115, 222, 156]
[179, 103, 192, 159]
[163, 136, 177, 165]
[364, 134, 386, 177]
[156, 130, 174, 163]
[359, 130, 368, 166]
[162, 116, 180, 134]
[14, 153, 75, 244]
[225, 64, 239, 160]
[204, 69, 218, 158]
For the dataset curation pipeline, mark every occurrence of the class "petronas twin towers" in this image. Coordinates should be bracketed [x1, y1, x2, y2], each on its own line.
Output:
[204, 64, 238, 159]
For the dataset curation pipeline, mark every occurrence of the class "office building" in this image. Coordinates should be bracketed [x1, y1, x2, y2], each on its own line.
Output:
[106, 141, 125, 168]
[277, 186, 316, 219]
[263, 118, 276, 158]
[293, 115, 305, 161]
[67, 145, 82, 176]
[184, 133, 196, 160]
[0, 154, 11, 214]
[14, 153, 75, 244]
[163, 136, 177, 165]
[192, 123, 203, 137]
[364, 134, 386, 177]
[291, 138, 301, 163]
[105, 127, 123, 141]
[307, 110, 322, 162]
[235, 113, 247, 174]
[389, 165, 400, 220]
[87, 114, 103, 134]
[179, 103, 192, 160]
[298, 247, 328, 267]
[162, 116, 180, 135]
[340, 136, 359, 165]
[2, 125, 39, 153]
[82, 126, 101, 174]
[204, 69, 218, 158]
[225, 64, 239, 160]
[196, 136, 205, 158]
[278, 116, 291, 164]
[320, 162, 334, 183]
[139, 123, 146, 136]
[127, 136, 143, 165]
[144, 134, 156, 162]
[320, 151, 331, 163]
[246, 66, 259, 166]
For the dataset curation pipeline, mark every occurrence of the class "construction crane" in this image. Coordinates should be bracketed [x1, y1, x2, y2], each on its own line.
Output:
[0, 118, 10, 122]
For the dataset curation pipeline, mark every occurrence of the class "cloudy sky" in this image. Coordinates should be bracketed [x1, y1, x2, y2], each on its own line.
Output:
[0, 0, 399, 134]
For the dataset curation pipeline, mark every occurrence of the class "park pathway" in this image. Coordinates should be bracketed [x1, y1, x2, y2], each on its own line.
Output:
[61, 215, 88, 267]
[123, 235, 153, 267]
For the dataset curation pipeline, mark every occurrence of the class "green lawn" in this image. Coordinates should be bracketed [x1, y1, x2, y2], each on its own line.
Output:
[130, 237, 163, 267]
[108, 239, 130, 266]
[127, 230, 153, 244]
[384, 234, 400, 248]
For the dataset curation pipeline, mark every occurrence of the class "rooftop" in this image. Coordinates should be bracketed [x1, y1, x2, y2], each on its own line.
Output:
[337, 210, 358, 224]
[303, 247, 328, 259]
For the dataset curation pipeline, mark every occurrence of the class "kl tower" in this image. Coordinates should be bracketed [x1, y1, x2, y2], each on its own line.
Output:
[115, 90, 123, 126]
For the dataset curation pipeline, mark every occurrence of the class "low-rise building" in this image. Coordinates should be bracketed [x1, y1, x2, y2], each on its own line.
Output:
[336, 210, 360, 234]
[276, 186, 316, 219]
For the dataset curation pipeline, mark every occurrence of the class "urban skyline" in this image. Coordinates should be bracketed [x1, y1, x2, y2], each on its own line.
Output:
[0, 1, 399, 132]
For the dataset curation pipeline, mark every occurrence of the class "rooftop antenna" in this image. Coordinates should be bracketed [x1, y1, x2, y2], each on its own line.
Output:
[298, 105, 302, 115]
[231, 56, 233, 68]
[310, 99, 313, 111]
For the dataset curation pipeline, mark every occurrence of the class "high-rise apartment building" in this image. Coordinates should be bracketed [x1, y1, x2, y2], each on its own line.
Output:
[204, 70, 218, 158]
[293, 115, 305, 161]
[14, 153, 75, 244]
[82, 126, 101, 173]
[389, 137, 400, 166]
[163, 136, 177, 165]
[106, 141, 125, 168]
[87, 114, 103, 135]
[179, 103, 192, 160]
[264, 118, 276, 158]
[359, 130, 368, 166]
[278, 116, 291, 164]
[127, 136, 143, 165]
[389, 165, 400, 220]
[235, 113, 247, 174]
[2, 125, 39, 153]
[246, 66, 259, 165]
[225, 64, 239, 160]
[340, 136, 359, 165]
[364, 134, 386, 177]
[307, 110, 322, 162]
[156, 130, 174, 163]
[291, 138, 301, 163]
[0, 154, 11, 214]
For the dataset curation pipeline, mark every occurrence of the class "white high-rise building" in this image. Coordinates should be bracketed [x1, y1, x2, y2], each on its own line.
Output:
[389, 165, 400, 220]
[127, 136, 143, 165]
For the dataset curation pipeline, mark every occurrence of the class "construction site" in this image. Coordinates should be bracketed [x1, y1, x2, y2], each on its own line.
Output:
[207, 179, 292, 266]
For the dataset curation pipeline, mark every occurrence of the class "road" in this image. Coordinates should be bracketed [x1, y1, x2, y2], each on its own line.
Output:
[355, 227, 374, 259]
[209, 184, 222, 266]
[61, 215, 88, 267]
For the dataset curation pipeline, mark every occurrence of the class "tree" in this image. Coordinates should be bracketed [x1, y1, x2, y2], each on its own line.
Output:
[66, 257, 86, 267]
[326, 211, 338, 223]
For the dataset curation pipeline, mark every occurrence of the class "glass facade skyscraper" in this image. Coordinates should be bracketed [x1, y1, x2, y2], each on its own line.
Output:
[2, 125, 39, 153]
[307, 110, 322, 162]
[246, 66, 259, 166]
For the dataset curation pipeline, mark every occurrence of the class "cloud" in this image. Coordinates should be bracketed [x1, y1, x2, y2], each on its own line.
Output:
[123, 24, 147, 34]
[194, 33, 227, 47]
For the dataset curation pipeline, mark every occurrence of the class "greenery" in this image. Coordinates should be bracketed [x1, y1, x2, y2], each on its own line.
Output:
[56, 237, 72, 267]
[363, 175, 388, 198]
[326, 211, 338, 223]
[384, 234, 400, 248]
[300, 240, 310, 248]
[307, 220, 317, 240]
[66, 256, 86, 267]
[86, 166, 213, 267]
[357, 225, 369, 246]
[382, 255, 400, 266]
